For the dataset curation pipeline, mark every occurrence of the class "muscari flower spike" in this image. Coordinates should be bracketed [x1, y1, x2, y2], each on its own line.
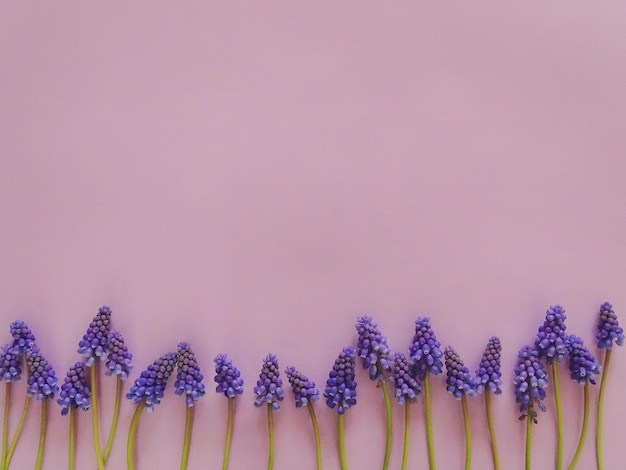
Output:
[10, 320, 36, 353]
[104, 330, 133, 380]
[513, 346, 549, 422]
[355, 316, 391, 381]
[254, 354, 284, 411]
[126, 352, 177, 412]
[409, 317, 444, 381]
[324, 346, 358, 415]
[535, 304, 568, 364]
[475, 336, 502, 395]
[391, 352, 421, 405]
[596, 301, 624, 349]
[57, 361, 91, 416]
[175, 342, 206, 407]
[0, 344, 22, 382]
[566, 335, 601, 385]
[214, 354, 244, 398]
[285, 366, 319, 408]
[77, 305, 112, 365]
[444, 346, 477, 399]
[26, 346, 59, 401]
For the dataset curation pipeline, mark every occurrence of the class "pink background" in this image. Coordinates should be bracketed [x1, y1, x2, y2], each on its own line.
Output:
[1, 3, 625, 469]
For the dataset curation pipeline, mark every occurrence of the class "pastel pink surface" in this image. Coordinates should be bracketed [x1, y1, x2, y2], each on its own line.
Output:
[1, 3, 625, 469]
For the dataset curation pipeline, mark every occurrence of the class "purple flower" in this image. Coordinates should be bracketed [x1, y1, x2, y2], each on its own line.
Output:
[126, 352, 177, 412]
[10, 320, 36, 353]
[513, 346, 549, 422]
[285, 366, 319, 408]
[391, 352, 421, 405]
[104, 331, 133, 380]
[57, 362, 90, 416]
[534, 305, 568, 364]
[253, 354, 284, 410]
[596, 301, 624, 349]
[174, 342, 206, 407]
[566, 335, 601, 385]
[77, 306, 112, 365]
[26, 347, 59, 401]
[324, 346, 357, 415]
[214, 354, 244, 398]
[0, 344, 22, 382]
[475, 336, 502, 395]
[444, 346, 477, 400]
[355, 316, 391, 381]
[409, 317, 443, 381]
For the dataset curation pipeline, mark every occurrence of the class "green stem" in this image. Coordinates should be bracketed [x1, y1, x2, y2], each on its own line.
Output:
[338, 413, 348, 470]
[424, 372, 437, 470]
[552, 364, 563, 470]
[126, 401, 145, 470]
[306, 402, 322, 470]
[181, 406, 193, 470]
[5, 395, 31, 469]
[222, 397, 234, 470]
[2, 383, 10, 470]
[401, 402, 410, 470]
[380, 380, 392, 470]
[90, 361, 105, 470]
[525, 406, 533, 470]
[484, 391, 500, 470]
[267, 404, 275, 470]
[567, 382, 590, 470]
[596, 348, 612, 470]
[69, 408, 76, 470]
[103, 376, 122, 463]
[461, 395, 472, 470]
[35, 400, 48, 470]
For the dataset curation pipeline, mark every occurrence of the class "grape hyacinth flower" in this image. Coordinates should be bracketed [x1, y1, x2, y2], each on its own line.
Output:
[355, 316, 392, 470]
[254, 354, 284, 470]
[214, 354, 244, 470]
[444, 346, 477, 470]
[391, 352, 420, 470]
[408, 317, 443, 470]
[566, 335, 601, 470]
[286, 366, 321, 470]
[324, 346, 357, 470]
[474, 337, 502, 470]
[126, 352, 177, 470]
[175, 342, 205, 470]
[513, 345, 549, 470]
[1, 343, 23, 470]
[595, 301, 623, 470]
[9, 321, 36, 354]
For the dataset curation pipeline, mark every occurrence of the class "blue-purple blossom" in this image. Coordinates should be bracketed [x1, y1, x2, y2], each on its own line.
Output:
[324, 346, 357, 415]
[10, 320, 36, 353]
[391, 352, 421, 405]
[214, 354, 244, 398]
[126, 352, 177, 412]
[104, 331, 133, 380]
[475, 336, 502, 395]
[285, 366, 319, 408]
[355, 316, 391, 381]
[409, 317, 443, 381]
[596, 301, 624, 349]
[513, 346, 549, 422]
[26, 347, 59, 401]
[444, 346, 477, 400]
[77, 306, 112, 365]
[535, 304, 568, 364]
[253, 354, 284, 410]
[0, 344, 22, 382]
[566, 335, 601, 385]
[57, 362, 90, 416]
[174, 342, 206, 407]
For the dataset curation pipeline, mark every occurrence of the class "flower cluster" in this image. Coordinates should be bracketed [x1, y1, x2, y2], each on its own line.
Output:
[513, 345, 549, 422]
[444, 346, 476, 399]
[285, 366, 319, 408]
[77, 306, 112, 365]
[174, 342, 206, 407]
[355, 316, 391, 381]
[566, 335, 601, 385]
[596, 301, 624, 349]
[391, 352, 420, 405]
[105, 330, 133, 380]
[26, 346, 59, 401]
[324, 346, 357, 414]
[214, 354, 244, 398]
[409, 317, 443, 381]
[254, 354, 284, 410]
[126, 352, 177, 412]
[0, 344, 22, 382]
[10, 320, 36, 353]
[57, 362, 91, 415]
[535, 304, 568, 364]
[475, 336, 502, 395]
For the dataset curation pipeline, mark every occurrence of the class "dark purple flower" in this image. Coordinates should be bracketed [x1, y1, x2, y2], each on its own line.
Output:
[391, 352, 421, 405]
[408, 317, 443, 381]
[214, 354, 244, 398]
[355, 316, 391, 381]
[285, 366, 319, 408]
[475, 336, 502, 395]
[534, 304, 568, 364]
[10, 320, 36, 353]
[26, 346, 59, 401]
[57, 362, 90, 416]
[253, 354, 284, 410]
[126, 352, 177, 412]
[324, 346, 357, 415]
[77, 306, 112, 365]
[513, 346, 548, 422]
[444, 346, 477, 399]
[174, 342, 206, 407]
[0, 344, 22, 382]
[104, 331, 133, 380]
[566, 335, 601, 385]
[596, 301, 624, 349]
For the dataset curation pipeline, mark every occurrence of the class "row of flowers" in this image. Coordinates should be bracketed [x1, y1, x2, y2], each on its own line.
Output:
[0, 302, 623, 470]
